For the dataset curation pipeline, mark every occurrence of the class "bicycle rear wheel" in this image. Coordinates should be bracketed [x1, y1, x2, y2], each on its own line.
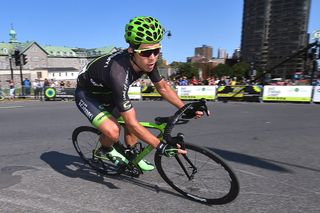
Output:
[154, 143, 239, 205]
[72, 126, 121, 176]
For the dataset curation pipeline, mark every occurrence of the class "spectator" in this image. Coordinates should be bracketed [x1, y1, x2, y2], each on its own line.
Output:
[179, 77, 188, 86]
[202, 78, 209, 85]
[312, 76, 320, 86]
[190, 76, 199, 85]
[8, 79, 15, 100]
[60, 80, 65, 87]
[23, 78, 31, 96]
[43, 78, 50, 88]
[33, 79, 43, 100]
[217, 77, 227, 86]
[0, 80, 3, 97]
[230, 77, 237, 86]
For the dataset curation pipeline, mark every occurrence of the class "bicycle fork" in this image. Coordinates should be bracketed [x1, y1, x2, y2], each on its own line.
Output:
[171, 133, 198, 181]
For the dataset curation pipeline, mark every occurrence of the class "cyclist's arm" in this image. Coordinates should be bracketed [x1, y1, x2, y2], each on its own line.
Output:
[154, 79, 184, 109]
[120, 108, 160, 148]
[121, 108, 187, 154]
[155, 79, 205, 118]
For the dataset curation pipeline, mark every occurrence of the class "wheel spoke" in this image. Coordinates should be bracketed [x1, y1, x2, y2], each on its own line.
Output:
[155, 143, 239, 204]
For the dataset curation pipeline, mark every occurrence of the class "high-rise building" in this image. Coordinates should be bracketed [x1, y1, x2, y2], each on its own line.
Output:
[240, 0, 311, 78]
[217, 48, 227, 59]
[195, 45, 213, 60]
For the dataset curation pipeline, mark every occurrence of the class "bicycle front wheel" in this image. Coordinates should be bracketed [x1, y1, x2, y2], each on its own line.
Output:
[72, 126, 121, 176]
[154, 143, 239, 205]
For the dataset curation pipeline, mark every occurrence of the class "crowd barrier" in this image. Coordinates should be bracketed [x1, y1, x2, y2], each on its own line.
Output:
[44, 87, 75, 101]
[42, 85, 320, 103]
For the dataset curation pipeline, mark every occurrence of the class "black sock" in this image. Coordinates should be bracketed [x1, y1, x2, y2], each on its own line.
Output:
[101, 146, 113, 152]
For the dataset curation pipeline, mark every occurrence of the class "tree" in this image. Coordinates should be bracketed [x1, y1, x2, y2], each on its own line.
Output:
[169, 62, 199, 78]
[157, 53, 168, 68]
[232, 62, 250, 78]
[214, 64, 233, 77]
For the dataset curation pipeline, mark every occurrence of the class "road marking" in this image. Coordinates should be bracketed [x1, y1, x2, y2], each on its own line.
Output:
[0, 106, 24, 109]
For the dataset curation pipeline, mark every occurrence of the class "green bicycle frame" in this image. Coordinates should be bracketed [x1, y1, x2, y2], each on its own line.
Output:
[117, 119, 167, 167]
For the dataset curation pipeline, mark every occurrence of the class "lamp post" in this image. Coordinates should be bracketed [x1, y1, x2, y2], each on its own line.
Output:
[310, 30, 320, 85]
[9, 55, 14, 80]
[165, 30, 172, 38]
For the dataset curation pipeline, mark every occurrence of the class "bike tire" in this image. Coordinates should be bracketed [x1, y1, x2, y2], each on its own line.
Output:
[72, 126, 122, 176]
[154, 143, 239, 205]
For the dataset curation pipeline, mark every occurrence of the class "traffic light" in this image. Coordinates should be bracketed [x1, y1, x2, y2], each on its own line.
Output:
[14, 50, 21, 66]
[22, 54, 28, 65]
[308, 47, 317, 60]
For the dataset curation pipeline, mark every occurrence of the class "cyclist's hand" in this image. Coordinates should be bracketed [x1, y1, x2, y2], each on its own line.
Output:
[156, 141, 187, 157]
[184, 109, 210, 119]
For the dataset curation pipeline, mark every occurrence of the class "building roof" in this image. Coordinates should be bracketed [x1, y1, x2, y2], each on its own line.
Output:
[43, 45, 77, 57]
[43, 45, 117, 57]
[0, 41, 47, 55]
[0, 42, 14, 55]
[1, 40, 117, 58]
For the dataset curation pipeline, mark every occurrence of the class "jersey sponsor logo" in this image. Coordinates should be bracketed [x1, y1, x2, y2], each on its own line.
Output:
[122, 72, 129, 101]
[122, 100, 132, 110]
[90, 78, 104, 87]
[104, 49, 124, 68]
[78, 99, 93, 120]
[78, 64, 88, 76]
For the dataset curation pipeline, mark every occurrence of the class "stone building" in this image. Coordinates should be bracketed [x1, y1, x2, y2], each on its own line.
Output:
[0, 28, 117, 88]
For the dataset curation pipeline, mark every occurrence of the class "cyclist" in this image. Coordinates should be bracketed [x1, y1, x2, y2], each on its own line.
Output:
[75, 16, 204, 171]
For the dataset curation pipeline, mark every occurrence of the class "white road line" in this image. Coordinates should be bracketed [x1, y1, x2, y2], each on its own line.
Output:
[0, 106, 24, 109]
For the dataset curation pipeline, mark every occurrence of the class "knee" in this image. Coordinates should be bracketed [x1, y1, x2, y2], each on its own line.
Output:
[99, 123, 120, 142]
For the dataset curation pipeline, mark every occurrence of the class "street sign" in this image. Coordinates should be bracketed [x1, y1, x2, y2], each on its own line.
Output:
[313, 30, 320, 39]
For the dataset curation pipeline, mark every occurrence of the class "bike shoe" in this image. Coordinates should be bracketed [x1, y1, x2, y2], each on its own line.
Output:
[95, 147, 129, 165]
[137, 159, 155, 171]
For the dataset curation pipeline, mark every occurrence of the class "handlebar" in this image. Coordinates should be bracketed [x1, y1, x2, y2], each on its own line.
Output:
[155, 98, 209, 144]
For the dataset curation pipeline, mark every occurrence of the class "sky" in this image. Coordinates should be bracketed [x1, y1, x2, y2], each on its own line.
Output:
[1, 0, 319, 63]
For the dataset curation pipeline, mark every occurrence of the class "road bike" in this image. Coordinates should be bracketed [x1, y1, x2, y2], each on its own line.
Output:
[72, 99, 239, 204]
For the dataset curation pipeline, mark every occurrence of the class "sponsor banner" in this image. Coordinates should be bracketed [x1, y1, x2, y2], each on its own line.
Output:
[313, 86, 320, 102]
[177, 86, 216, 100]
[141, 85, 161, 98]
[263, 86, 313, 102]
[128, 86, 141, 100]
[217, 86, 261, 102]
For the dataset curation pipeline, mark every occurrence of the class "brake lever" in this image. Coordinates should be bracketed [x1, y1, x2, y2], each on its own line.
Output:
[199, 99, 210, 116]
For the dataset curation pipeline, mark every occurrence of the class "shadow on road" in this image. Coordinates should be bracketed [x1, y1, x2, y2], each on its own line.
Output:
[207, 147, 291, 173]
[40, 151, 185, 200]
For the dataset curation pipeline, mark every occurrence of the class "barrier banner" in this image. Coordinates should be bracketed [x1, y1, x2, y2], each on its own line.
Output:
[128, 86, 141, 100]
[177, 86, 216, 100]
[263, 86, 312, 102]
[44, 87, 75, 101]
[141, 85, 161, 99]
[44, 87, 56, 100]
[313, 86, 320, 102]
[217, 86, 261, 102]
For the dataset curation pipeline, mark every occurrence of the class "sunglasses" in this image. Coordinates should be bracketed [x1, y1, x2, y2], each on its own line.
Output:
[134, 45, 162, 57]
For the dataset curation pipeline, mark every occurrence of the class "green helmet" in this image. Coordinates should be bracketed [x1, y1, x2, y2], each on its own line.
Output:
[125, 16, 165, 46]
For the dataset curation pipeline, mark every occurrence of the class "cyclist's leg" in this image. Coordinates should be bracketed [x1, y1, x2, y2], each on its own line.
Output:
[124, 127, 138, 147]
[123, 123, 155, 171]
[75, 87, 120, 147]
[74, 87, 129, 164]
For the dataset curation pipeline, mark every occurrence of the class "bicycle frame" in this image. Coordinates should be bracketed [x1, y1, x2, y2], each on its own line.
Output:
[117, 119, 167, 168]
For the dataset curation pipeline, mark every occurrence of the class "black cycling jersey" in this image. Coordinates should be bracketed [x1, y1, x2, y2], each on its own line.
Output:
[77, 49, 162, 112]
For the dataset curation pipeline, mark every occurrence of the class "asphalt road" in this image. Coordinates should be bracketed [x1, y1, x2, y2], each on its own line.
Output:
[0, 100, 319, 213]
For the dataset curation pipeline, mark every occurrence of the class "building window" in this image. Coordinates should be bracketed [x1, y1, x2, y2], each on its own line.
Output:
[37, 72, 42, 79]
